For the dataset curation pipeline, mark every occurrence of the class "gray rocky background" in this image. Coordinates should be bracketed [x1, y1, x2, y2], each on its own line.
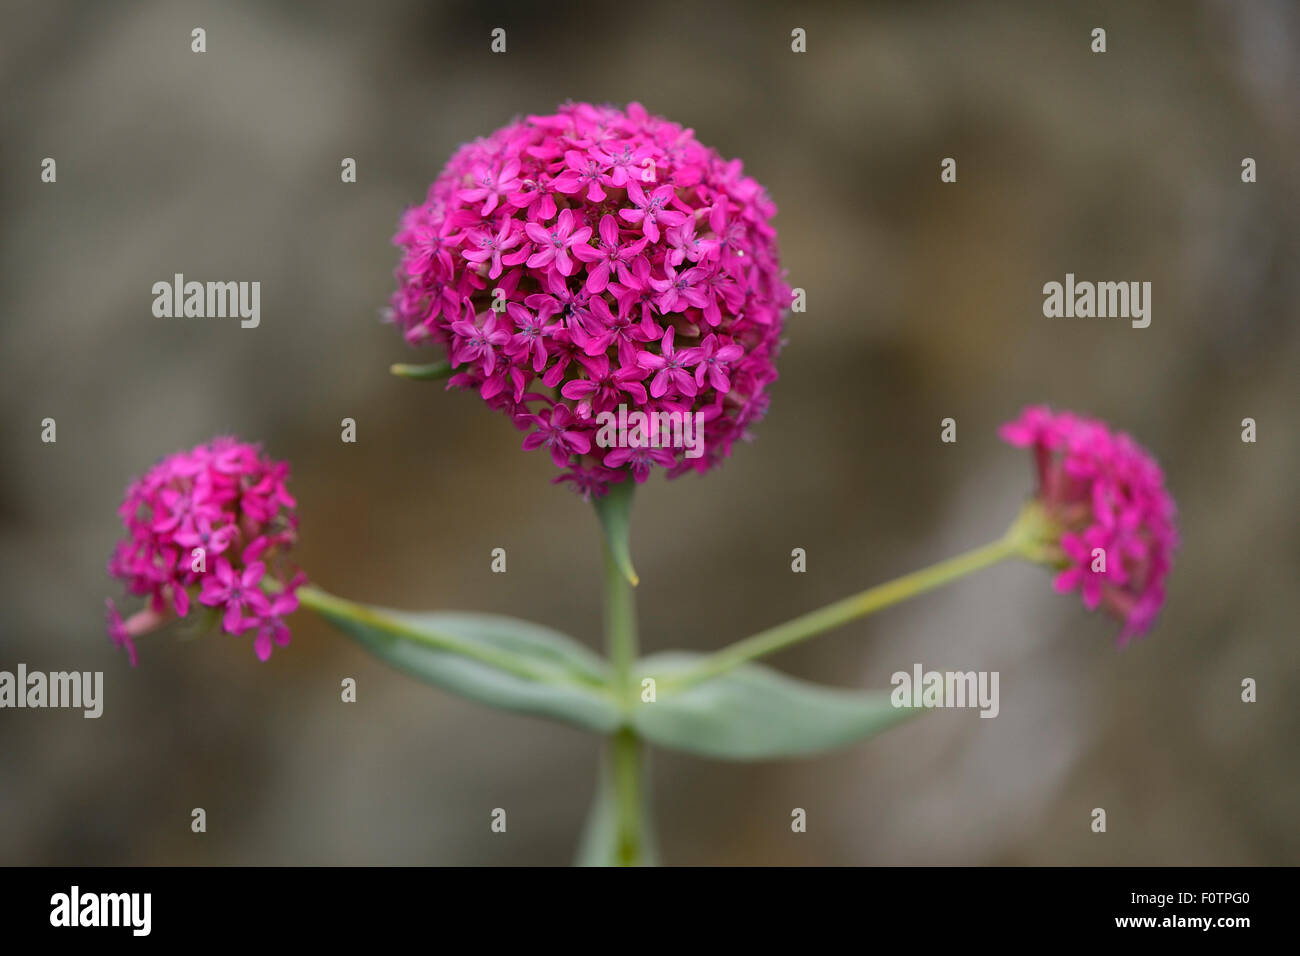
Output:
[1, 0, 1296, 864]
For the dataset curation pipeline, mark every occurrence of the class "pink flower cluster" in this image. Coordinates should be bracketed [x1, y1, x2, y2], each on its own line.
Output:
[106, 437, 304, 665]
[389, 101, 790, 498]
[1000, 406, 1178, 643]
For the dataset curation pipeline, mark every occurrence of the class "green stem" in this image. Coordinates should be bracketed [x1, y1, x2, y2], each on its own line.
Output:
[671, 502, 1052, 691]
[602, 536, 647, 865]
[603, 538, 639, 703]
[610, 727, 643, 865]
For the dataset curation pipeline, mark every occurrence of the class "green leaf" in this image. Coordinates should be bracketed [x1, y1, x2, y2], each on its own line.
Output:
[390, 359, 453, 381]
[631, 652, 918, 760]
[593, 479, 638, 586]
[303, 588, 621, 733]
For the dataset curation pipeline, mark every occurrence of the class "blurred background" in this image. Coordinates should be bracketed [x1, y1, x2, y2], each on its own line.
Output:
[1, 0, 1297, 865]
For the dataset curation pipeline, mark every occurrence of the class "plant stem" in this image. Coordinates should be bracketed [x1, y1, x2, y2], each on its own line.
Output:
[603, 537, 639, 701]
[602, 532, 647, 865]
[670, 502, 1052, 691]
[610, 727, 643, 865]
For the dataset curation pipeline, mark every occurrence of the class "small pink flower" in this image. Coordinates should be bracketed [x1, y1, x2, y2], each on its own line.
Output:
[665, 218, 715, 267]
[560, 354, 648, 419]
[594, 143, 654, 188]
[458, 158, 521, 216]
[1001, 406, 1178, 643]
[694, 334, 744, 392]
[506, 175, 558, 221]
[200, 559, 271, 635]
[637, 326, 702, 399]
[554, 463, 623, 502]
[553, 149, 610, 202]
[525, 208, 592, 277]
[571, 214, 648, 294]
[174, 516, 234, 557]
[462, 219, 522, 280]
[579, 297, 651, 365]
[522, 403, 592, 467]
[650, 263, 709, 314]
[503, 302, 556, 373]
[619, 182, 687, 244]
[603, 444, 678, 483]
[252, 591, 299, 662]
[449, 301, 510, 375]
[105, 599, 139, 668]
[608, 256, 662, 336]
[405, 221, 462, 278]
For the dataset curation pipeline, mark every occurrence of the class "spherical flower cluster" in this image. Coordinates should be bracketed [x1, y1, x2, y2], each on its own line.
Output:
[106, 437, 304, 665]
[1000, 406, 1178, 643]
[388, 101, 790, 498]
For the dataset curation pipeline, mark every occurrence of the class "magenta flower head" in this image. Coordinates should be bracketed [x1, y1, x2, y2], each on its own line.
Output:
[106, 437, 305, 665]
[389, 101, 790, 498]
[1000, 406, 1178, 644]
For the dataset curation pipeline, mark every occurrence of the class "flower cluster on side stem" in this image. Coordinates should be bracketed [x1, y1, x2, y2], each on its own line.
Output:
[1001, 406, 1178, 643]
[106, 437, 305, 664]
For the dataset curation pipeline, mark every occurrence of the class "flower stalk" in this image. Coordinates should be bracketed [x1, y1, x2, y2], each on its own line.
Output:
[599, 487, 651, 866]
[668, 502, 1057, 692]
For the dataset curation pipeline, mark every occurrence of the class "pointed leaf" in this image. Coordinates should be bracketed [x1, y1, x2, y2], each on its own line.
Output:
[390, 359, 453, 381]
[632, 652, 918, 760]
[306, 591, 620, 733]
